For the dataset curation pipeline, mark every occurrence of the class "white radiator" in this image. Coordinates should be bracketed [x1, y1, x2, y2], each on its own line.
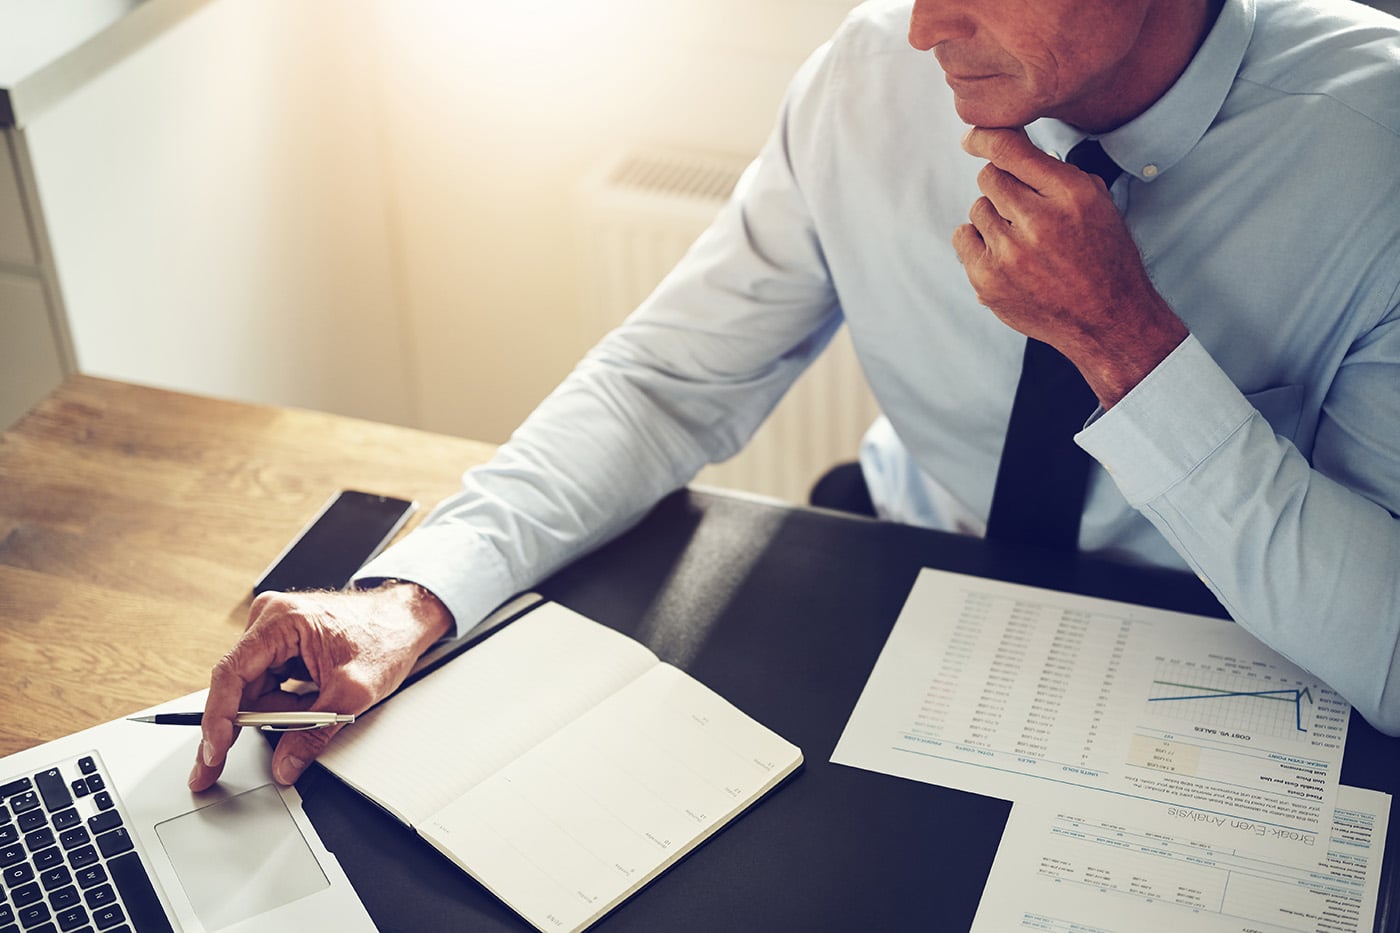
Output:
[577, 147, 880, 504]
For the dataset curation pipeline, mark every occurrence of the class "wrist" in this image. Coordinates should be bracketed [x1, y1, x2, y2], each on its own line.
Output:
[358, 578, 455, 648]
[1077, 296, 1189, 409]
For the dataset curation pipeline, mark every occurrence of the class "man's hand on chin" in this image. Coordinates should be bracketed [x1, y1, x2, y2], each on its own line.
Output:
[952, 125, 1188, 407]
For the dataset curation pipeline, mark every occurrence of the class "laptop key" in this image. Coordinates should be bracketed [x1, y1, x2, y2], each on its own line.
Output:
[66, 847, 98, 871]
[92, 832, 130, 861]
[9, 792, 38, 815]
[2, 862, 34, 886]
[106, 854, 170, 933]
[1, 843, 26, 868]
[83, 813, 119, 838]
[49, 811, 78, 832]
[54, 905, 87, 932]
[31, 849, 62, 872]
[82, 886, 114, 911]
[72, 866, 105, 890]
[16, 899, 50, 927]
[88, 904, 124, 931]
[25, 828, 56, 853]
[0, 777, 32, 799]
[18, 811, 45, 834]
[33, 771, 71, 814]
[39, 866, 71, 891]
[57, 829, 88, 852]
[48, 885, 80, 912]
[10, 882, 41, 907]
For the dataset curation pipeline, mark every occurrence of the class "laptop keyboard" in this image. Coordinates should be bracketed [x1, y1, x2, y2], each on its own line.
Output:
[0, 751, 172, 933]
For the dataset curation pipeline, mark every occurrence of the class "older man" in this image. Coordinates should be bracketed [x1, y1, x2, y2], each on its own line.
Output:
[191, 0, 1400, 792]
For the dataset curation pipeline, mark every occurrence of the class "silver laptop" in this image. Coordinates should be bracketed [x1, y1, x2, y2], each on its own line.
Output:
[0, 691, 373, 932]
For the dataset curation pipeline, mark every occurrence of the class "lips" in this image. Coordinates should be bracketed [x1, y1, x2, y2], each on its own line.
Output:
[933, 45, 1006, 87]
[943, 71, 1001, 91]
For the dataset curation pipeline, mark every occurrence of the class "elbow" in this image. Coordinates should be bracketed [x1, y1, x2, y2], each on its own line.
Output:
[1362, 703, 1400, 739]
[1359, 678, 1400, 737]
[1378, 663, 1400, 738]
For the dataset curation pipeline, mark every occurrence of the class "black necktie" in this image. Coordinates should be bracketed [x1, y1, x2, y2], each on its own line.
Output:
[983, 139, 1122, 550]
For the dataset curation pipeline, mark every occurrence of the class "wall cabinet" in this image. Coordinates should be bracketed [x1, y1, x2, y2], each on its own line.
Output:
[1, 0, 413, 431]
[0, 128, 72, 429]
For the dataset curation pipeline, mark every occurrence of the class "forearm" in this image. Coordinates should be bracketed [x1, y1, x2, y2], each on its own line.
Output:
[358, 318, 835, 636]
[360, 74, 840, 636]
[1080, 337, 1400, 735]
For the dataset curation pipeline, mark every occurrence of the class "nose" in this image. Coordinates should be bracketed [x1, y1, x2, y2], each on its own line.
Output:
[908, 0, 972, 51]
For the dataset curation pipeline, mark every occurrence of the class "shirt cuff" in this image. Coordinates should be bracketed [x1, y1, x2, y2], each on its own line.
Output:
[1077, 334, 1255, 506]
[353, 523, 519, 640]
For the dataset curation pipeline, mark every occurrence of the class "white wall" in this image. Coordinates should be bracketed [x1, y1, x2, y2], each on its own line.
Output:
[26, 0, 412, 424]
[23, 0, 857, 442]
[367, 0, 857, 441]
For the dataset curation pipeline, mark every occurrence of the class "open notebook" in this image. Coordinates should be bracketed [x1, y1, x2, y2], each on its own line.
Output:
[317, 600, 803, 933]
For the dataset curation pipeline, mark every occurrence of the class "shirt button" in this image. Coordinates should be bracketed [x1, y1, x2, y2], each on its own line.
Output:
[1142, 164, 1160, 178]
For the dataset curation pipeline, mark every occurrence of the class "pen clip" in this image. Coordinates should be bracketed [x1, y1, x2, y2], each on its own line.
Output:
[255, 722, 335, 733]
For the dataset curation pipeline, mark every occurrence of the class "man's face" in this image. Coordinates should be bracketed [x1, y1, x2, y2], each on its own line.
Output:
[909, 0, 1156, 128]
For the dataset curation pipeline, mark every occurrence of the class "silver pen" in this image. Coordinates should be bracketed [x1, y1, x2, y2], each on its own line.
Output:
[127, 711, 355, 732]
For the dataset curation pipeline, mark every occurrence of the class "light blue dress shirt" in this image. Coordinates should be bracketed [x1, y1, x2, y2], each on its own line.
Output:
[362, 0, 1400, 734]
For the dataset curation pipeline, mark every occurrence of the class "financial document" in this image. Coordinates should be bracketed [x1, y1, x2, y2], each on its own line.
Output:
[970, 783, 1390, 933]
[831, 569, 1352, 864]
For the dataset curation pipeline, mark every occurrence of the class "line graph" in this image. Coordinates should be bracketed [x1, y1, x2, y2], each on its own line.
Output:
[1145, 660, 1317, 738]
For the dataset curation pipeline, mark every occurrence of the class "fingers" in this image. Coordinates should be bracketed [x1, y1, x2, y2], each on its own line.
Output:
[962, 126, 1064, 192]
[269, 703, 349, 786]
[193, 584, 452, 791]
[955, 192, 1011, 278]
[951, 222, 984, 265]
[187, 688, 240, 791]
[190, 594, 303, 790]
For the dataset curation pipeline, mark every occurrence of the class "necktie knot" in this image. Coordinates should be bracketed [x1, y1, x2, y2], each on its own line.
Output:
[1066, 139, 1122, 188]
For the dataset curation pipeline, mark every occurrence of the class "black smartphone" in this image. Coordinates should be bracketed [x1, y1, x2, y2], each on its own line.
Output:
[253, 490, 418, 595]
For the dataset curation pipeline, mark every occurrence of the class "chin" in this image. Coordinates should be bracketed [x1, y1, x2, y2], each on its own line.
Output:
[952, 98, 1036, 129]
[949, 87, 1041, 129]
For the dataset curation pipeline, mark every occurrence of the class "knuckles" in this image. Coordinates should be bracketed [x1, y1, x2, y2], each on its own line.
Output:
[970, 128, 1017, 165]
[976, 161, 1007, 195]
[967, 196, 1000, 228]
[210, 650, 247, 686]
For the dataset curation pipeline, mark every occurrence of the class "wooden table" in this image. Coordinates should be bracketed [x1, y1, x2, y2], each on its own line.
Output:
[0, 375, 496, 756]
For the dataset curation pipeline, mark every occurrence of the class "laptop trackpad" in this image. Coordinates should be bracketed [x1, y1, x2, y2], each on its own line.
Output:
[156, 783, 328, 930]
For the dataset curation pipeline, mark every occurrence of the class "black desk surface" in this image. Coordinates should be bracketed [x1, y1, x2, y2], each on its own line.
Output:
[299, 488, 1399, 933]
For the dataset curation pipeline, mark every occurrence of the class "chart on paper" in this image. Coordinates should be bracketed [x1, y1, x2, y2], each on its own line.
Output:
[831, 569, 1350, 863]
[1145, 657, 1318, 737]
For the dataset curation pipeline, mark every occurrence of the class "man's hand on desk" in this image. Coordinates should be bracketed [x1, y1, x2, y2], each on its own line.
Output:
[188, 582, 453, 791]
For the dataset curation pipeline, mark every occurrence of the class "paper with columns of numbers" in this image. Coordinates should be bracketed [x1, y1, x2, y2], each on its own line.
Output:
[831, 568, 1350, 866]
[970, 782, 1390, 933]
[319, 601, 802, 933]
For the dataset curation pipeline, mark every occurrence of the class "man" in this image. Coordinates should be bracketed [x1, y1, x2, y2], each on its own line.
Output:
[190, 0, 1400, 792]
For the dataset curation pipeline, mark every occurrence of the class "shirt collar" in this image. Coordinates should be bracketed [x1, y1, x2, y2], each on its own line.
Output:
[1027, 0, 1256, 183]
